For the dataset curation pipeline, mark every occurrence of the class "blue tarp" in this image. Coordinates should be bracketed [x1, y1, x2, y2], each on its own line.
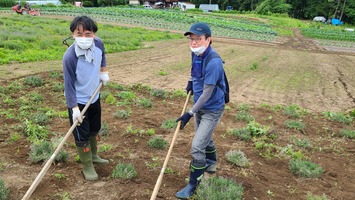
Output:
[332, 18, 343, 25]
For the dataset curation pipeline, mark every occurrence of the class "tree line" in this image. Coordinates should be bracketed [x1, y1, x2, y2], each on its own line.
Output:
[3, 0, 353, 25]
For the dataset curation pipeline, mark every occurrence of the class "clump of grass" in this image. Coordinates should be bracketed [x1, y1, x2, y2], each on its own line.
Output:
[54, 173, 65, 180]
[29, 93, 43, 102]
[50, 137, 69, 162]
[57, 192, 71, 200]
[194, 176, 243, 200]
[0, 178, 9, 200]
[24, 75, 44, 87]
[349, 109, 355, 118]
[31, 111, 50, 125]
[138, 98, 152, 108]
[24, 119, 49, 142]
[290, 136, 312, 149]
[146, 128, 155, 136]
[235, 110, 254, 122]
[306, 192, 328, 200]
[114, 110, 131, 119]
[225, 150, 250, 167]
[112, 162, 137, 180]
[100, 122, 110, 137]
[150, 88, 166, 98]
[52, 83, 64, 92]
[107, 82, 126, 91]
[237, 103, 250, 112]
[322, 111, 353, 124]
[246, 121, 269, 137]
[250, 62, 258, 70]
[227, 128, 251, 141]
[170, 89, 186, 98]
[285, 120, 305, 131]
[289, 159, 324, 178]
[161, 119, 177, 129]
[339, 129, 355, 139]
[105, 94, 116, 105]
[158, 70, 168, 76]
[116, 91, 136, 102]
[147, 136, 167, 149]
[49, 71, 61, 79]
[9, 132, 22, 143]
[99, 144, 113, 152]
[100, 90, 110, 100]
[283, 105, 306, 118]
[29, 140, 68, 163]
[29, 141, 53, 163]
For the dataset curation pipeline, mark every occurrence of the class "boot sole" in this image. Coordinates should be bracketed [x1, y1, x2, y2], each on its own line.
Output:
[205, 164, 216, 173]
[82, 171, 98, 181]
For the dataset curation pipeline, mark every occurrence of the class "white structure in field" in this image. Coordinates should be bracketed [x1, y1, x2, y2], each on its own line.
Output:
[199, 4, 219, 12]
[25, 0, 62, 5]
[178, 2, 195, 11]
[129, 0, 139, 5]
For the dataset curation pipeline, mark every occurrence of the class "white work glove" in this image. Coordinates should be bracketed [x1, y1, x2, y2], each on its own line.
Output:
[72, 107, 83, 124]
[100, 71, 109, 86]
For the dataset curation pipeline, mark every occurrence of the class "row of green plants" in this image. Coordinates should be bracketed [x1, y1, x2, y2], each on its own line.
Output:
[301, 27, 355, 42]
[0, 15, 182, 65]
[39, 7, 278, 40]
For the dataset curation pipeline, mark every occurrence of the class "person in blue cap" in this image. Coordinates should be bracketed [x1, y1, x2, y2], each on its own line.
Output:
[175, 22, 227, 199]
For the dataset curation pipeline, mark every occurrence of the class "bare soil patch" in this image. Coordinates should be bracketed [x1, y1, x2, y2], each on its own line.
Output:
[0, 15, 355, 200]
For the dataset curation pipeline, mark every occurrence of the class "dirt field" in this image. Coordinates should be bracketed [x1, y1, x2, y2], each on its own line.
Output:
[0, 14, 355, 200]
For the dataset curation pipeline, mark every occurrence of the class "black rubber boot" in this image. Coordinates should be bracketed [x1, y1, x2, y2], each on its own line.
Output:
[175, 165, 205, 199]
[205, 147, 217, 174]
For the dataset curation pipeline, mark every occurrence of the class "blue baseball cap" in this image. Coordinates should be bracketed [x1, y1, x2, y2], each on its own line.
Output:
[184, 22, 211, 36]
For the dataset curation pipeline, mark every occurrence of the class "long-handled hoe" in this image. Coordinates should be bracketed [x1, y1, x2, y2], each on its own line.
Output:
[21, 82, 103, 200]
[150, 91, 191, 200]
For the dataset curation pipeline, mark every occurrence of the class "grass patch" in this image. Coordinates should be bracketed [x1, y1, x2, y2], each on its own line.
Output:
[306, 192, 329, 200]
[283, 105, 307, 118]
[285, 120, 305, 131]
[0, 178, 9, 200]
[114, 109, 131, 119]
[0, 15, 182, 65]
[24, 76, 44, 87]
[194, 176, 243, 200]
[289, 159, 324, 178]
[235, 110, 254, 122]
[339, 129, 355, 139]
[290, 136, 312, 149]
[161, 119, 177, 129]
[29, 140, 68, 163]
[227, 128, 252, 142]
[112, 162, 137, 180]
[150, 88, 166, 98]
[225, 150, 250, 167]
[138, 98, 152, 108]
[147, 136, 167, 149]
[24, 119, 49, 142]
[322, 111, 353, 124]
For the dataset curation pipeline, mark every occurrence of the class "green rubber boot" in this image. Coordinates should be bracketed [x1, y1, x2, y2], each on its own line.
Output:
[90, 136, 109, 164]
[77, 146, 98, 181]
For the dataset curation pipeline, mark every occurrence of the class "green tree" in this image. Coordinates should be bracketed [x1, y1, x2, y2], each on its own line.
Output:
[255, 0, 291, 14]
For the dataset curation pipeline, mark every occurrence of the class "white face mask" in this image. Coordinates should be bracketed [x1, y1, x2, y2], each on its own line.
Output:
[190, 46, 207, 56]
[75, 37, 94, 50]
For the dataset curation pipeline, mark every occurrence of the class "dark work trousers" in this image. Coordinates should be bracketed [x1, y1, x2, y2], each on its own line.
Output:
[68, 99, 101, 147]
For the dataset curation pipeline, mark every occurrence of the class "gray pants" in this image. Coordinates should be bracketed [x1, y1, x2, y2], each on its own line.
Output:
[191, 108, 224, 167]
